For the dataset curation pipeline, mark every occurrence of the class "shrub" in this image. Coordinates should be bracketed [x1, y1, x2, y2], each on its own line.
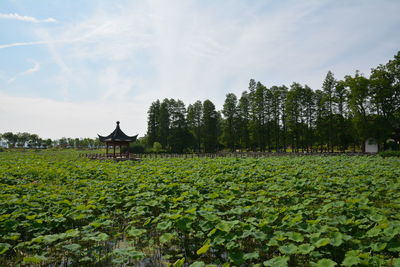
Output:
[378, 150, 400, 157]
[127, 143, 145, 154]
[152, 142, 163, 153]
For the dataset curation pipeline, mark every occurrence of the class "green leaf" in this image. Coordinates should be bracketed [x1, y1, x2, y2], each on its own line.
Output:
[315, 238, 330, 248]
[197, 243, 211, 255]
[127, 228, 146, 237]
[43, 234, 62, 244]
[369, 214, 386, 223]
[298, 243, 314, 254]
[392, 258, 400, 267]
[243, 251, 259, 260]
[279, 243, 298, 254]
[111, 247, 145, 265]
[330, 232, 343, 247]
[22, 255, 47, 264]
[5, 233, 20, 241]
[342, 251, 361, 267]
[287, 232, 304, 242]
[160, 233, 174, 244]
[63, 243, 81, 251]
[65, 229, 80, 238]
[0, 243, 11, 255]
[173, 257, 185, 267]
[189, 261, 205, 267]
[86, 232, 109, 242]
[371, 242, 386, 252]
[384, 225, 400, 237]
[263, 256, 289, 267]
[366, 226, 381, 237]
[216, 221, 233, 232]
[157, 221, 172, 230]
[316, 258, 337, 267]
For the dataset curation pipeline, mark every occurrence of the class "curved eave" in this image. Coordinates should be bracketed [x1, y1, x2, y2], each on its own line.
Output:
[97, 134, 138, 143]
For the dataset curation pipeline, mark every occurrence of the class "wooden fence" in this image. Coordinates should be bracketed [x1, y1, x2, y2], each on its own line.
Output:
[80, 151, 373, 160]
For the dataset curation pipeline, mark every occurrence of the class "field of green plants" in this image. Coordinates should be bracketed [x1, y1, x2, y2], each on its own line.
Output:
[0, 151, 400, 266]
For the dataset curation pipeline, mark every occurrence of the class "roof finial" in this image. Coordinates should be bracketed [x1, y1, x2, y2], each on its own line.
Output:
[116, 121, 120, 126]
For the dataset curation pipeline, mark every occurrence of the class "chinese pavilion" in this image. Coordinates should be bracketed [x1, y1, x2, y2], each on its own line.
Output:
[98, 121, 138, 158]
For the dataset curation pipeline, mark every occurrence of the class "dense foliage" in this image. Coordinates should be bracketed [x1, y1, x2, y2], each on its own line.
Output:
[1, 151, 400, 266]
[147, 51, 400, 153]
[0, 132, 100, 149]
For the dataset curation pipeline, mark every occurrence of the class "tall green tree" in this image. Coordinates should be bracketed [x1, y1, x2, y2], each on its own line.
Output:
[146, 100, 160, 147]
[345, 71, 372, 152]
[222, 93, 238, 151]
[237, 91, 251, 150]
[334, 80, 350, 151]
[202, 100, 219, 152]
[322, 71, 336, 152]
[187, 101, 203, 152]
[158, 99, 170, 149]
[2, 132, 17, 148]
[285, 83, 302, 152]
[168, 99, 192, 153]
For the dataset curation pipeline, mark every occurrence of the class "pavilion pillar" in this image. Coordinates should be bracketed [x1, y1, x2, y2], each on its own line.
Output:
[106, 143, 109, 157]
[113, 145, 116, 158]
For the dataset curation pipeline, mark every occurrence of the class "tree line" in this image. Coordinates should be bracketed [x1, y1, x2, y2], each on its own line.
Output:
[0, 132, 101, 149]
[146, 51, 400, 153]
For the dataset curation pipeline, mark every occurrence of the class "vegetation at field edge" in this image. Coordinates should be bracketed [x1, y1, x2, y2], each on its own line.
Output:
[0, 151, 399, 266]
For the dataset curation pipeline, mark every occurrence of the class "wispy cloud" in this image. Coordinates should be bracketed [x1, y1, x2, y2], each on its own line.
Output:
[0, 13, 56, 23]
[1, 1, 399, 138]
[0, 41, 49, 49]
[8, 61, 40, 84]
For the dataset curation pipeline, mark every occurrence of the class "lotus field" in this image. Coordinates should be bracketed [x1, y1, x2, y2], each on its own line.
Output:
[0, 152, 400, 266]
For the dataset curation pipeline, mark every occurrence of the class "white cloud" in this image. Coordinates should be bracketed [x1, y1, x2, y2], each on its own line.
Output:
[1, 1, 400, 137]
[8, 61, 40, 84]
[0, 13, 56, 23]
[0, 93, 146, 139]
[0, 41, 49, 49]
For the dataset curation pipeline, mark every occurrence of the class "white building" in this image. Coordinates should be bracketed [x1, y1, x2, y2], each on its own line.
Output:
[0, 140, 8, 148]
[365, 138, 378, 153]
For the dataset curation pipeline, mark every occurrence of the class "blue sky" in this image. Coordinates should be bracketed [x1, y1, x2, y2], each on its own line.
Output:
[1, 0, 400, 139]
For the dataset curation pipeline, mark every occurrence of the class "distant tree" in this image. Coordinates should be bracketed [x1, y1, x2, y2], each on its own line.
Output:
[222, 93, 238, 151]
[270, 86, 281, 151]
[345, 71, 372, 152]
[44, 138, 52, 148]
[187, 101, 203, 152]
[334, 80, 350, 151]
[28, 134, 40, 148]
[285, 83, 302, 152]
[58, 137, 68, 148]
[237, 91, 250, 150]
[168, 99, 192, 153]
[369, 53, 400, 147]
[152, 142, 162, 153]
[249, 82, 267, 151]
[314, 90, 329, 152]
[147, 100, 160, 147]
[16, 132, 31, 147]
[2, 132, 17, 147]
[301, 85, 315, 152]
[202, 100, 219, 152]
[322, 71, 336, 152]
[158, 99, 170, 149]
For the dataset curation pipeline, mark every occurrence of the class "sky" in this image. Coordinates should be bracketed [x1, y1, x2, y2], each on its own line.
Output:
[0, 0, 400, 139]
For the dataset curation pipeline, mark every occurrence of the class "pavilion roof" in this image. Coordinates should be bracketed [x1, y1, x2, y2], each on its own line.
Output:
[98, 121, 138, 142]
